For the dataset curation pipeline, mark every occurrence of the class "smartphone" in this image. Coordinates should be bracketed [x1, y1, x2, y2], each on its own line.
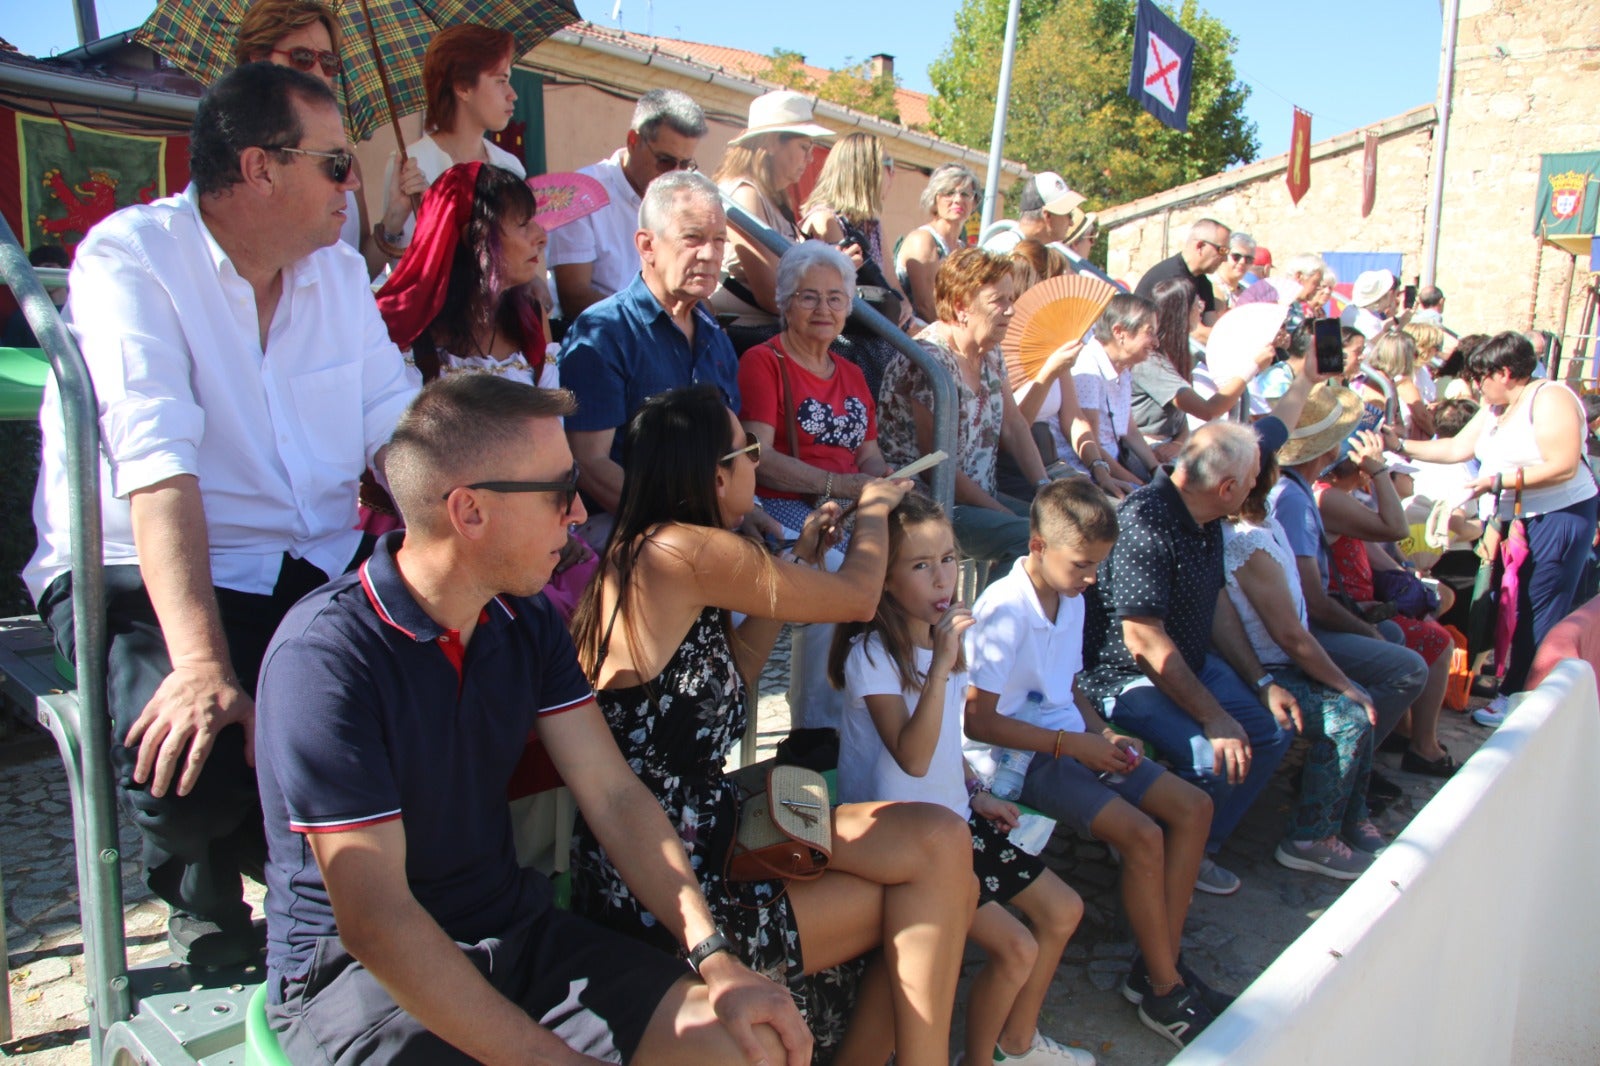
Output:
[1313, 317, 1344, 375]
[1403, 284, 1418, 309]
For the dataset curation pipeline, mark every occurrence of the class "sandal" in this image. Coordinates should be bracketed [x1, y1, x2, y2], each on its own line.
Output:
[1400, 747, 1458, 778]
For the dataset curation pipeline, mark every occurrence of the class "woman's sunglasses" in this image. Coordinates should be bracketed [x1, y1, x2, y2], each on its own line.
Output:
[273, 146, 357, 184]
[270, 46, 340, 78]
[721, 431, 762, 465]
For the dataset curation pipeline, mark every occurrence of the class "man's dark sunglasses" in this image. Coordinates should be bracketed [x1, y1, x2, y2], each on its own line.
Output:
[273, 145, 356, 184]
[271, 46, 340, 78]
[652, 150, 698, 173]
[1228, 251, 1255, 264]
[442, 463, 581, 514]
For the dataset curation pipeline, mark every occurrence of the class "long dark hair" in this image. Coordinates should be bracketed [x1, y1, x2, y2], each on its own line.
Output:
[572, 385, 766, 677]
[827, 492, 961, 693]
[1151, 276, 1197, 382]
[421, 165, 539, 380]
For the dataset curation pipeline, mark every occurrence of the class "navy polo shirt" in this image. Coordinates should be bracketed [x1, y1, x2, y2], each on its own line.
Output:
[1080, 467, 1224, 705]
[558, 273, 741, 460]
[256, 533, 593, 994]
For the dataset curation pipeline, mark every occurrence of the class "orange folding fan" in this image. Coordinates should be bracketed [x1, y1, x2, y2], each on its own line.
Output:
[1001, 274, 1116, 384]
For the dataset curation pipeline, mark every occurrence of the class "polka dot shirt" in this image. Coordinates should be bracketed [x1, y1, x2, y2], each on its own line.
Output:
[1081, 468, 1224, 705]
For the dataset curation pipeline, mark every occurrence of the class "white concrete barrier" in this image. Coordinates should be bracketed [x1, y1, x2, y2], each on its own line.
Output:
[1174, 660, 1600, 1065]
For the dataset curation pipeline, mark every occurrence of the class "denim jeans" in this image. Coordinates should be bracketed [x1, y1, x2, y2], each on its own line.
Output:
[1101, 654, 1294, 853]
[1309, 624, 1426, 742]
[951, 494, 1032, 578]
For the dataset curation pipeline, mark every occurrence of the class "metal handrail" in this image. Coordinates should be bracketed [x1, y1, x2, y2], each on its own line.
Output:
[0, 218, 128, 1048]
[718, 198, 958, 513]
[1357, 361, 1401, 425]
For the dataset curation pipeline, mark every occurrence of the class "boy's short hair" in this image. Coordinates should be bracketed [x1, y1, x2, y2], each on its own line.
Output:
[1030, 478, 1118, 547]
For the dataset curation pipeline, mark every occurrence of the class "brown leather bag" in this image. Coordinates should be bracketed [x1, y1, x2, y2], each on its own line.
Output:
[726, 763, 832, 882]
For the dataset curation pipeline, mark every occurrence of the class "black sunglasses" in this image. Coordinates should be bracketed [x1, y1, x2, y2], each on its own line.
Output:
[272, 145, 356, 184]
[270, 46, 340, 78]
[652, 150, 698, 173]
[1228, 251, 1255, 264]
[442, 463, 582, 514]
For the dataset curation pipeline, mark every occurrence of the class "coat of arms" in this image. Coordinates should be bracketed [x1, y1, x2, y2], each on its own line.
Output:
[1549, 170, 1588, 221]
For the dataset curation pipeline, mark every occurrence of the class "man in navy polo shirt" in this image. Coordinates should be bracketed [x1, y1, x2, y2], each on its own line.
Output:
[256, 376, 807, 1064]
[560, 170, 741, 526]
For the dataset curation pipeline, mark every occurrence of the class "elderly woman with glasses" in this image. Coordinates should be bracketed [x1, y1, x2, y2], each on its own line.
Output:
[740, 241, 893, 742]
[234, 0, 410, 278]
[896, 163, 980, 325]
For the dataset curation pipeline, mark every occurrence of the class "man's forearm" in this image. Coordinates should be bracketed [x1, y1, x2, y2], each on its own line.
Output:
[1304, 586, 1376, 635]
[129, 476, 232, 671]
[1210, 593, 1267, 687]
[1123, 620, 1228, 726]
[577, 456, 625, 516]
[581, 773, 722, 952]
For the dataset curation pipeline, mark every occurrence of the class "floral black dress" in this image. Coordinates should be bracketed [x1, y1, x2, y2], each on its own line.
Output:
[570, 607, 860, 1056]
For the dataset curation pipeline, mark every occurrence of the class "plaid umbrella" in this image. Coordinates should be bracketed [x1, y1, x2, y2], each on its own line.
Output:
[134, 0, 579, 145]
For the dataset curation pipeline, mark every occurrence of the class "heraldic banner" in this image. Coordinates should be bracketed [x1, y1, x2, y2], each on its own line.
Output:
[0, 107, 188, 257]
[1533, 150, 1600, 257]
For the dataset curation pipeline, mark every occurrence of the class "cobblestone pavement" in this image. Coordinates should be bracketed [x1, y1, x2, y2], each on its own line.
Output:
[2, 626, 1490, 1064]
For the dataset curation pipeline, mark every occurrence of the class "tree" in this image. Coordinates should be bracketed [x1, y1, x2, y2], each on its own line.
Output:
[929, 0, 1258, 207]
[765, 49, 903, 125]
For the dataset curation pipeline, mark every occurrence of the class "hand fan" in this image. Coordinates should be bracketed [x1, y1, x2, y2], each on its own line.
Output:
[1000, 274, 1116, 384]
[526, 172, 609, 231]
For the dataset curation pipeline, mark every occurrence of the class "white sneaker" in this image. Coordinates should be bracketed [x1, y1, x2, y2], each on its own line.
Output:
[1472, 694, 1512, 728]
[997, 1031, 1097, 1065]
[1195, 856, 1241, 895]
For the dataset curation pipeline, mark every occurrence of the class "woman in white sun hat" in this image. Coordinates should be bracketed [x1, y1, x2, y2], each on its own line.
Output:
[712, 90, 834, 354]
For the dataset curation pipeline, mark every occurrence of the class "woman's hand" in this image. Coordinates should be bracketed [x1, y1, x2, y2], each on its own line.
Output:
[1074, 733, 1136, 775]
[930, 603, 974, 678]
[1252, 343, 1279, 375]
[552, 533, 593, 575]
[1465, 471, 1497, 499]
[970, 789, 1020, 831]
[839, 242, 865, 269]
[1037, 340, 1084, 383]
[1090, 465, 1127, 499]
[382, 154, 426, 232]
[795, 502, 843, 566]
[1347, 429, 1387, 474]
[857, 476, 913, 514]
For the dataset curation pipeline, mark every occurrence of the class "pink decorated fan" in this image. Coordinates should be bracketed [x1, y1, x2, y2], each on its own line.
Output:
[526, 172, 608, 231]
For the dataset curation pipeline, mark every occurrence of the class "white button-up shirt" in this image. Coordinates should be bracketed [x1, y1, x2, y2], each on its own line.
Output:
[25, 186, 419, 601]
[545, 149, 644, 305]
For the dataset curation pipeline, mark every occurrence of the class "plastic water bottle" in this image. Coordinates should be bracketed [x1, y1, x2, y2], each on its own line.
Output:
[991, 692, 1045, 801]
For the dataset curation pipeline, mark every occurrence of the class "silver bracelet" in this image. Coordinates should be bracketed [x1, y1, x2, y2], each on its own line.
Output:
[822, 472, 834, 499]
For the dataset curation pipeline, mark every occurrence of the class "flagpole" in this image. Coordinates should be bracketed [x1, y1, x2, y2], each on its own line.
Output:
[1420, 0, 1460, 288]
[980, 0, 1022, 235]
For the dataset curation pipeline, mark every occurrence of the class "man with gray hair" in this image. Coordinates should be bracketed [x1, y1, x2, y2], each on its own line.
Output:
[550, 88, 708, 320]
[1134, 218, 1231, 334]
[1079, 420, 1297, 895]
[560, 171, 739, 523]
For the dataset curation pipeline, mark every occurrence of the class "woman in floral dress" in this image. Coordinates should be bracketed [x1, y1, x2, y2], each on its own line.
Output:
[570, 385, 976, 1065]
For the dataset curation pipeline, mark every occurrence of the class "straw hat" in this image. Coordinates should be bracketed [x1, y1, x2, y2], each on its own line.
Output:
[1275, 384, 1365, 466]
[1064, 209, 1099, 246]
[729, 91, 833, 145]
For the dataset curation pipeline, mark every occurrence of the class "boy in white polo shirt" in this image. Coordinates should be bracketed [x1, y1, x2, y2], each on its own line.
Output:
[963, 480, 1228, 1049]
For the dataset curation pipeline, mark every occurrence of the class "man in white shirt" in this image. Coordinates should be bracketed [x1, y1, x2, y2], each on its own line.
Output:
[548, 89, 707, 322]
[25, 63, 418, 967]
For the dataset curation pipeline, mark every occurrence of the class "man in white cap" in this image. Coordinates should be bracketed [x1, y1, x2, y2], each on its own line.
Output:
[549, 88, 707, 323]
[980, 171, 1085, 254]
[1340, 269, 1405, 341]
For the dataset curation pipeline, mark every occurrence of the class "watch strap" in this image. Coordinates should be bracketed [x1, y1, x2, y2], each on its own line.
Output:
[688, 931, 732, 975]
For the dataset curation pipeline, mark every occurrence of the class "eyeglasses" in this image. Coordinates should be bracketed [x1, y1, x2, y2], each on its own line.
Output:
[272, 145, 356, 184]
[650, 149, 698, 173]
[442, 463, 582, 515]
[720, 432, 762, 465]
[790, 289, 851, 312]
[269, 46, 340, 78]
[1228, 252, 1255, 264]
[1196, 238, 1227, 255]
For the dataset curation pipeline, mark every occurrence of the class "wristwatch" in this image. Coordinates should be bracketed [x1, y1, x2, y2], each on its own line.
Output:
[1252, 671, 1277, 692]
[687, 931, 732, 975]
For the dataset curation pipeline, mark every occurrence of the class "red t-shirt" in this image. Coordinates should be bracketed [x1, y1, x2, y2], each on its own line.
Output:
[738, 339, 878, 501]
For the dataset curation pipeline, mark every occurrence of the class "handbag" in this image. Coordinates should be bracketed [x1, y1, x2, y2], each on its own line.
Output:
[1372, 567, 1440, 619]
[726, 762, 832, 883]
[1466, 473, 1524, 662]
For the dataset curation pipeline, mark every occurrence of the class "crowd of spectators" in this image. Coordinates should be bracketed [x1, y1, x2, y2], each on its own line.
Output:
[18, 5, 1598, 1061]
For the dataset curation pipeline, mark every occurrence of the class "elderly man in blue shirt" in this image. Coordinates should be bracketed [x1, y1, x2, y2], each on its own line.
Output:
[560, 171, 742, 535]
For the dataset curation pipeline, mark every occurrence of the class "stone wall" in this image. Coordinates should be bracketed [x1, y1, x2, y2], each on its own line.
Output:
[1438, 0, 1600, 344]
[1101, 0, 1600, 350]
[1101, 108, 1436, 296]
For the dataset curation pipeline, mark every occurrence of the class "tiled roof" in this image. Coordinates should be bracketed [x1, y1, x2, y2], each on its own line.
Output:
[564, 23, 931, 130]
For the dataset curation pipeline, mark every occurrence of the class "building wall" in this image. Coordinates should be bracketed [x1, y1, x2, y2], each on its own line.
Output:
[1103, 110, 1436, 295]
[1102, 0, 1600, 345]
[1438, 0, 1600, 340]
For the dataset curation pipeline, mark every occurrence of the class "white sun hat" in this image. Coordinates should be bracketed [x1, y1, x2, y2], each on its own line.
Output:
[730, 90, 834, 145]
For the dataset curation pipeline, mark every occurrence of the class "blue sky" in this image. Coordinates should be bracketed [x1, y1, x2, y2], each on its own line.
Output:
[9, 0, 1443, 159]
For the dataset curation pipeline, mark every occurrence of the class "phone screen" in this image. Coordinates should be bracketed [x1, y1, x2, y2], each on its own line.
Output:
[1403, 284, 1418, 309]
[1313, 318, 1345, 375]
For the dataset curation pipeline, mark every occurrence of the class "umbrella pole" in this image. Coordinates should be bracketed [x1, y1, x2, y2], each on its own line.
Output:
[356, 0, 421, 209]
